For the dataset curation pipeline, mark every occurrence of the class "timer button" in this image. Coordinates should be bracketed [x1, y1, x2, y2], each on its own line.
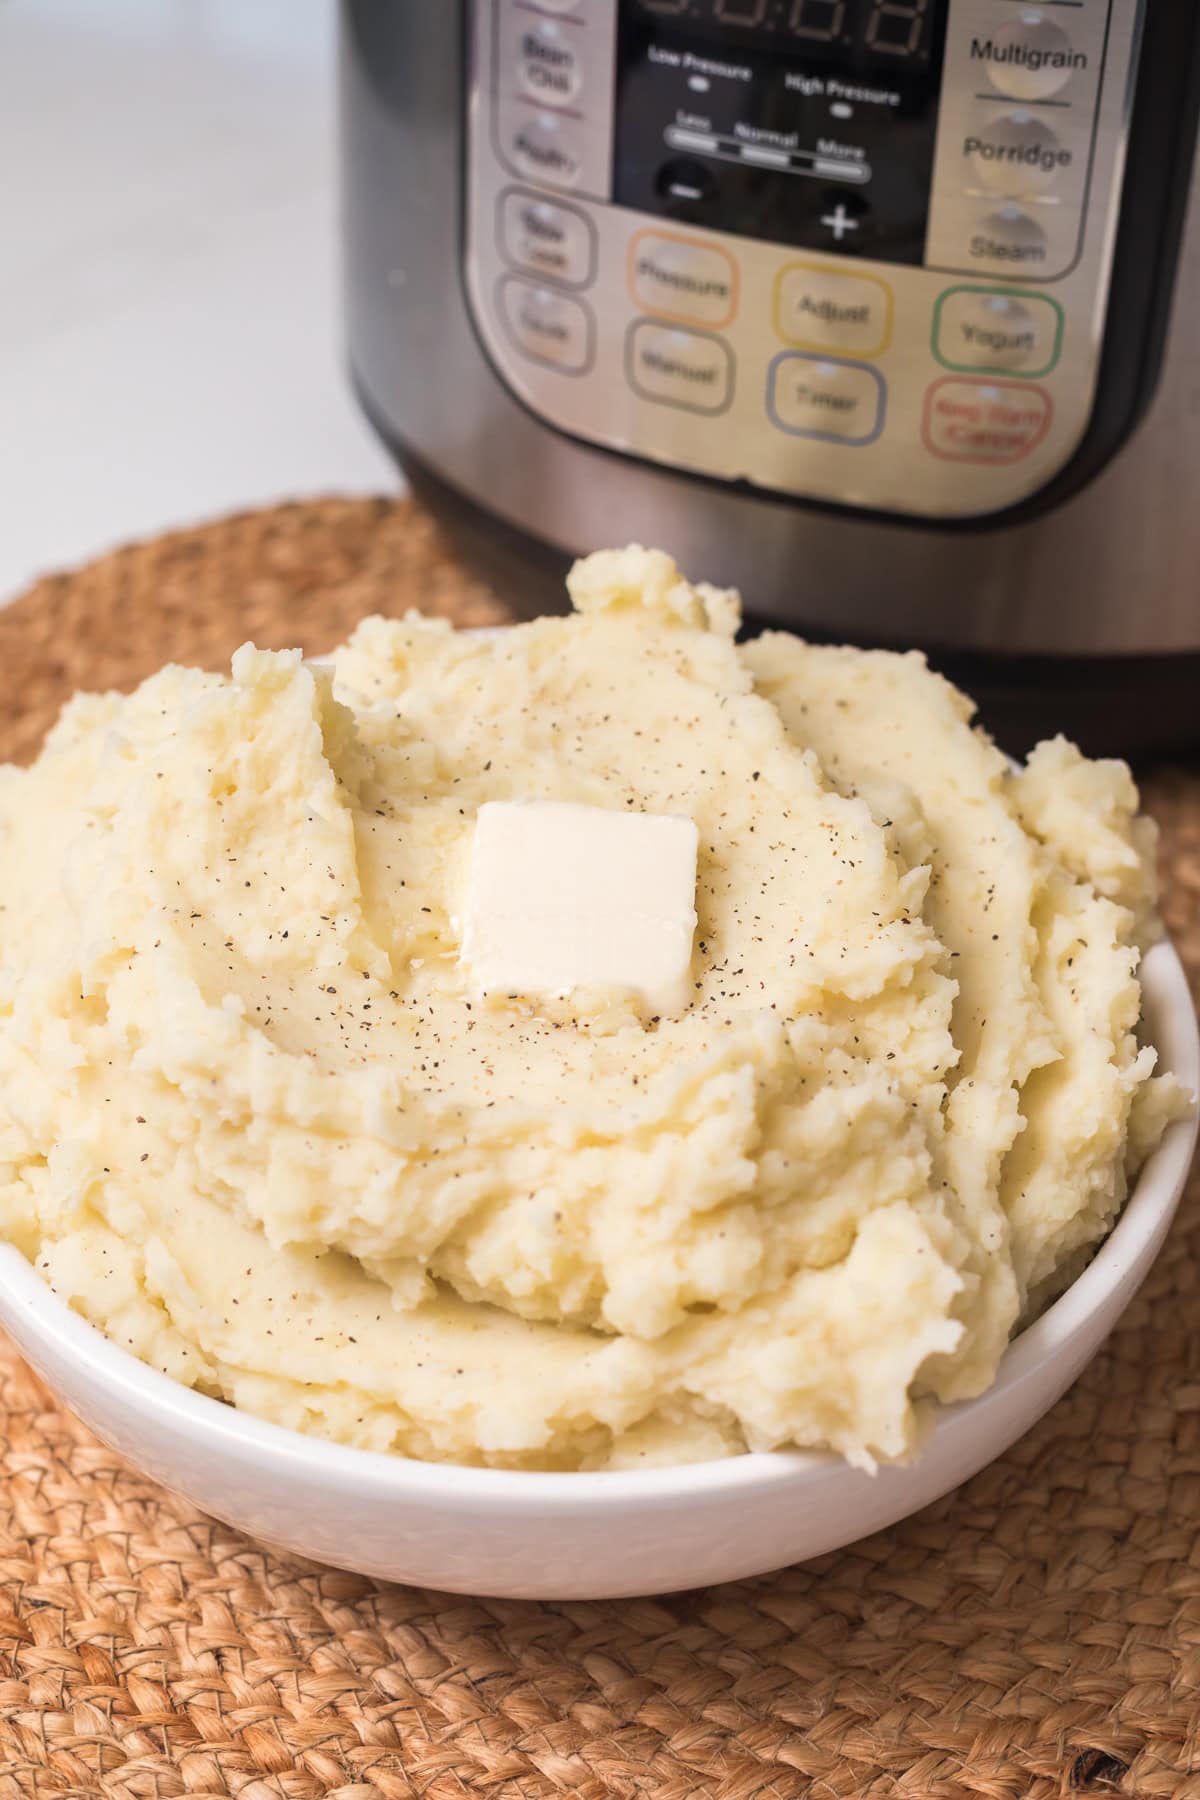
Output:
[497, 277, 594, 374]
[933, 287, 1063, 377]
[499, 189, 597, 287]
[767, 354, 886, 447]
[626, 321, 734, 416]
[628, 231, 739, 329]
[509, 111, 583, 189]
[985, 11, 1080, 101]
[965, 112, 1071, 197]
[517, 18, 582, 108]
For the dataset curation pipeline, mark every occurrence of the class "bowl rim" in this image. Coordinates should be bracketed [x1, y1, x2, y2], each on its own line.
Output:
[0, 939, 1195, 1511]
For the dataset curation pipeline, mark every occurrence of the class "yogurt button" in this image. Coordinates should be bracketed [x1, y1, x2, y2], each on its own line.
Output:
[498, 278, 594, 373]
[518, 19, 582, 108]
[935, 288, 1062, 375]
[984, 12, 1083, 101]
[626, 322, 734, 415]
[510, 112, 583, 189]
[500, 190, 596, 287]
[768, 355, 885, 445]
[965, 112, 1071, 196]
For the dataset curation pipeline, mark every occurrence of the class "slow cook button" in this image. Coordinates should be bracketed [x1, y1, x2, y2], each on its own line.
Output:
[923, 377, 1053, 463]
[499, 189, 596, 287]
[628, 231, 738, 328]
[509, 112, 583, 189]
[934, 286, 1063, 375]
[966, 111, 1071, 196]
[767, 354, 885, 446]
[498, 277, 594, 373]
[774, 263, 893, 358]
[518, 18, 582, 107]
[626, 321, 734, 415]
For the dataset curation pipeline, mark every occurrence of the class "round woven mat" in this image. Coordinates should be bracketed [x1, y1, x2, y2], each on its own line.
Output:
[0, 498, 1198, 1800]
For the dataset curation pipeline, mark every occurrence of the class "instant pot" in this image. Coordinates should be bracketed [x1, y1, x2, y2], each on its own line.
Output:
[339, 1, 1200, 750]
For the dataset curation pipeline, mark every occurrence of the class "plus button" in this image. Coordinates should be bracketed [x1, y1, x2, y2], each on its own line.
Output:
[821, 203, 860, 243]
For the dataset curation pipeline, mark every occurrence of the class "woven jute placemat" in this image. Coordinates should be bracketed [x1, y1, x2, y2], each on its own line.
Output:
[0, 496, 1198, 1800]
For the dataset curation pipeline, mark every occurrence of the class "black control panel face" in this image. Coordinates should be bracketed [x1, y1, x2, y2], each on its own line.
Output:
[614, 0, 949, 263]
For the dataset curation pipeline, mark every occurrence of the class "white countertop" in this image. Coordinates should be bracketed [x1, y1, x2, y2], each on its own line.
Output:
[0, 0, 399, 606]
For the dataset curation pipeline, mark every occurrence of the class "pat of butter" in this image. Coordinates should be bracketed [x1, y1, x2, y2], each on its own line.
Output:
[460, 800, 699, 1015]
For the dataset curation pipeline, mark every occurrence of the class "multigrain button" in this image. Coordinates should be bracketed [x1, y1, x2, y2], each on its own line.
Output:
[517, 18, 582, 108]
[498, 277, 594, 373]
[774, 263, 893, 358]
[626, 321, 733, 415]
[628, 231, 738, 328]
[923, 377, 1052, 463]
[499, 190, 596, 287]
[768, 354, 886, 446]
[966, 112, 1071, 196]
[509, 112, 583, 189]
[980, 11, 1084, 101]
[934, 287, 1063, 376]
[967, 206, 1049, 272]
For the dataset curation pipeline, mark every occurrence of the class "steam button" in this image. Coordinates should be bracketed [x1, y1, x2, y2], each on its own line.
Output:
[518, 19, 582, 107]
[965, 112, 1070, 196]
[966, 206, 1049, 272]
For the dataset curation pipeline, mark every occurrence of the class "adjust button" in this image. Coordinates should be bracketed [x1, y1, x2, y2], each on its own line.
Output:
[497, 277, 594, 374]
[982, 11, 1083, 102]
[628, 231, 738, 328]
[768, 354, 886, 446]
[965, 111, 1072, 196]
[626, 321, 734, 415]
[509, 111, 583, 189]
[517, 18, 582, 108]
[934, 287, 1063, 377]
[774, 263, 893, 358]
[923, 377, 1053, 464]
[499, 189, 596, 288]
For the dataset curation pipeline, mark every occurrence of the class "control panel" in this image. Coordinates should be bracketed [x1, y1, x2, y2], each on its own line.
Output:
[465, 1, 1144, 520]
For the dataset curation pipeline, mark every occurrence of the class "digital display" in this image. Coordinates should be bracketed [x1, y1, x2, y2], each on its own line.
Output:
[615, 0, 948, 264]
[633, 0, 935, 69]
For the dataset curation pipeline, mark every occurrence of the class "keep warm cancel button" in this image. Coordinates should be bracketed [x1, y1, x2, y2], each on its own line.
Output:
[923, 377, 1052, 464]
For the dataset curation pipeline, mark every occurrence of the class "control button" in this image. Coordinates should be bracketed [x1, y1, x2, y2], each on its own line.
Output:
[966, 207, 1049, 272]
[628, 231, 738, 329]
[767, 354, 886, 446]
[626, 321, 733, 416]
[497, 277, 594, 374]
[982, 12, 1082, 102]
[655, 157, 719, 211]
[966, 112, 1072, 197]
[923, 377, 1053, 464]
[933, 287, 1063, 376]
[774, 263, 893, 359]
[509, 112, 583, 189]
[517, 18, 581, 108]
[499, 189, 596, 288]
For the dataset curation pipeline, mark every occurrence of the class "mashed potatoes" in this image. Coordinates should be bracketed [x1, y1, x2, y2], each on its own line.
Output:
[0, 549, 1184, 1469]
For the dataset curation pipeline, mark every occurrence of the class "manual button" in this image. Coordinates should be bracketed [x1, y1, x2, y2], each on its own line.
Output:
[768, 354, 885, 446]
[934, 286, 1063, 376]
[774, 263, 893, 358]
[497, 277, 594, 374]
[626, 321, 733, 415]
[628, 231, 738, 329]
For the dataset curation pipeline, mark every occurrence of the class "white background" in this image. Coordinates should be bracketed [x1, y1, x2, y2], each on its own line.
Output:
[0, 0, 399, 604]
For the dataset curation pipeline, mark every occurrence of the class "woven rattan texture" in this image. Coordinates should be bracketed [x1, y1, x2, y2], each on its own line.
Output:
[0, 498, 1197, 1800]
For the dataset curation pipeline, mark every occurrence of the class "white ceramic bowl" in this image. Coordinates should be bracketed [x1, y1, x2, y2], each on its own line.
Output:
[0, 941, 1195, 1600]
